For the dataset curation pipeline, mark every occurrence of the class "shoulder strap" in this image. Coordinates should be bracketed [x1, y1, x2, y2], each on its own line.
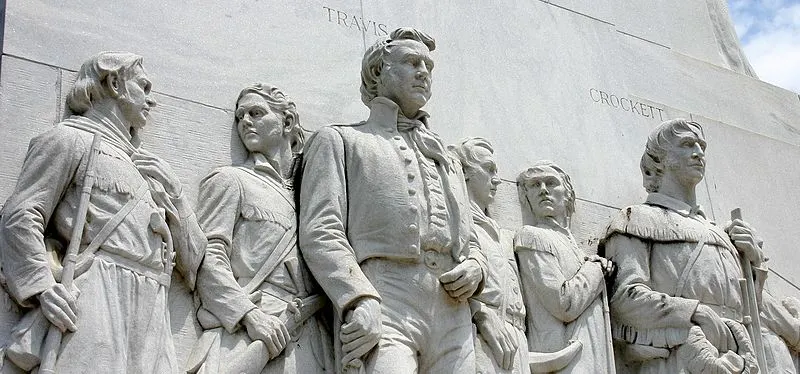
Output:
[243, 229, 297, 296]
[674, 240, 706, 297]
[73, 181, 150, 272]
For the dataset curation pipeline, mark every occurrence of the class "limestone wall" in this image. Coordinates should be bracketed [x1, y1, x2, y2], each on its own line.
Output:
[2, 0, 800, 365]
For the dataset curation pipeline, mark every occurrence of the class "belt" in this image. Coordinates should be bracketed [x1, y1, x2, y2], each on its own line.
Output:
[94, 250, 171, 287]
[482, 304, 525, 331]
[421, 249, 455, 272]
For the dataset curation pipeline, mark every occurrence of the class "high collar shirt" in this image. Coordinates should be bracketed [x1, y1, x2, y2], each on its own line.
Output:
[298, 97, 486, 315]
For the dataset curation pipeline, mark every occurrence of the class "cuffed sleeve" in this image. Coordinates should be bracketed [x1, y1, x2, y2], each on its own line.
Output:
[298, 127, 380, 316]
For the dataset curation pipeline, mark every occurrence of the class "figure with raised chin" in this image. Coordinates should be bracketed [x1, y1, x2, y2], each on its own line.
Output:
[299, 28, 487, 373]
[601, 119, 765, 373]
[0, 52, 205, 373]
[451, 138, 530, 374]
[515, 161, 615, 373]
[186, 84, 333, 374]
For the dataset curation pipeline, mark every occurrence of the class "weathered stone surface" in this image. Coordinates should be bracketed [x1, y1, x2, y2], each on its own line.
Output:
[1, 1, 799, 372]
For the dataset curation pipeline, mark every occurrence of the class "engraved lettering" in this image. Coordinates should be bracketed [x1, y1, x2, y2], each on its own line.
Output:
[323, 6, 335, 22]
[323, 5, 390, 36]
[588, 88, 665, 121]
[589, 88, 600, 102]
[610, 94, 620, 108]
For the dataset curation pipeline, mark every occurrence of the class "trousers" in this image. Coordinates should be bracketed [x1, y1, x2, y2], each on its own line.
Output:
[360, 258, 475, 373]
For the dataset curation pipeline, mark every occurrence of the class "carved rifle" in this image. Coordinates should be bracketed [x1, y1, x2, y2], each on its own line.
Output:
[731, 208, 767, 372]
[600, 286, 616, 373]
[39, 132, 102, 374]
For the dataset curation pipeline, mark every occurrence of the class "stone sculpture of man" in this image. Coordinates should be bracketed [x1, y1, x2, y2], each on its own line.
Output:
[758, 292, 800, 373]
[601, 118, 764, 373]
[186, 84, 332, 373]
[451, 138, 530, 374]
[0, 52, 205, 373]
[515, 161, 615, 373]
[299, 28, 487, 373]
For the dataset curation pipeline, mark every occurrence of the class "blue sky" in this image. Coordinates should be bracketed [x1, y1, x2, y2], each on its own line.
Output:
[728, 0, 800, 93]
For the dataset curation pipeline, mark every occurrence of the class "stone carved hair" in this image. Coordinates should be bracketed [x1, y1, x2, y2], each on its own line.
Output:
[235, 83, 306, 155]
[449, 137, 494, 180]
[640, 118, 704, 193]
[516, 160, 576, 224]
[67, 51, 144, 115]
[360, 27, 436, 106]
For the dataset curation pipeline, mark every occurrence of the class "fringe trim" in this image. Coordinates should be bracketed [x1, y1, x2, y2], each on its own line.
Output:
[604, 205, 731, 248]
[612, 322, 689, 349]
[515, 226, 569, 255]
[240, 204, 293, 229]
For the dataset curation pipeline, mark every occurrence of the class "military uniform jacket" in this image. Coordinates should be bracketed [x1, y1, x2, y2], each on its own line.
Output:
[299, 97, 486, 315]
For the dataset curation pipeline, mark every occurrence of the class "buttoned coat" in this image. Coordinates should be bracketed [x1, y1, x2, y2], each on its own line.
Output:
[299, 98, 485, 315]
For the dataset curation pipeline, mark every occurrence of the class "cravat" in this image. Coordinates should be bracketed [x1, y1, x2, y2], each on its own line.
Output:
[396, 116, 452, 172]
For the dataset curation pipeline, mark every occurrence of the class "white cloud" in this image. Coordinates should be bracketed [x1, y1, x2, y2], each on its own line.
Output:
[730, 1, 800, 93]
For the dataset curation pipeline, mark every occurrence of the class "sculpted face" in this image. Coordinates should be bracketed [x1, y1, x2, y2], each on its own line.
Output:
[523, 166, 568, 223]
[664, 131, 707, 188]
[118, 64, 156, 129]
[236, 93, 285, 155]
[466, 147, 501, 209]
[377, 39, 433, 116]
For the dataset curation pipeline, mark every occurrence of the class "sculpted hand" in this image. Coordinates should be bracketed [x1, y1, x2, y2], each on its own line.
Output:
[131, 149, 182, 197]
[341, 297, 382, 367]
[440, 258, 483, 301]
[38, 284, 78, 333]
[725, 219, 764, 266]
[691, 304, 735, 351]
[475, 310, 518, 370]
[242, 308, 290, 359]
[782, 297, 800, 318]
[585, 255, 615, 277]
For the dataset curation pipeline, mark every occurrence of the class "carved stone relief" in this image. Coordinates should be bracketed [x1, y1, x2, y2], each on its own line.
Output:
[0, 52, 206, 373]
[0, 20, 796, 374]
[601, 119, 766, 373]
[451, 137, 529, 374]
[186, 84, 333, 374]
[515, 161, 615, 373]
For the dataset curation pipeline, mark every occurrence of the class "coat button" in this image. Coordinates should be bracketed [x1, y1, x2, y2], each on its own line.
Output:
[399, 145, 408, 150]
[408, 224, 418, 232]
[408, 189, 416, 196]
[393, 135, 401, 140]
[408, 173, 415, 181]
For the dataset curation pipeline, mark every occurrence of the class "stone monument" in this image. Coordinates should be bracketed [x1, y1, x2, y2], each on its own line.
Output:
[515, 161, 615, 373]
[186, 84, 332, 374]
[299, 28, 486, 373]
[1, 1, 799, 373]
[0, 52, 206, 373]
[451, 137, 529, 374]
[601, 119, 763, 373]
